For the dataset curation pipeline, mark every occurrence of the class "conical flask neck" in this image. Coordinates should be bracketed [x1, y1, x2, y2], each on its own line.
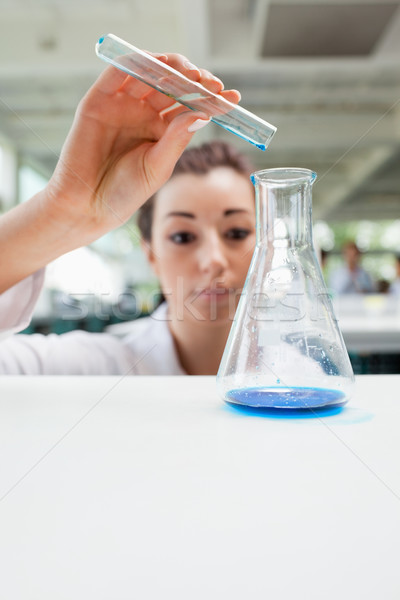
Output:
[251, 168, 316, 247]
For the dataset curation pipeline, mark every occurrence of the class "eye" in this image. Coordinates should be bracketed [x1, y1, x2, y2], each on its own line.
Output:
[169, 231, 197, 244]
[225, 228, 252, 240]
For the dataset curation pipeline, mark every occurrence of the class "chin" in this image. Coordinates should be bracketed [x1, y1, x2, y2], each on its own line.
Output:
[188, 301, 237, 326]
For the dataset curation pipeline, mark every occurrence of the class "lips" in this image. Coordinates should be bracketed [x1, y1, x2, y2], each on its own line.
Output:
[197, 287, 231, 301]
[202, 288, 227, 294]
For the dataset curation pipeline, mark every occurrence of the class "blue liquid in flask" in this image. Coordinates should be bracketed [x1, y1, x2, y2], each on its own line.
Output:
[226, 386, 346, 409]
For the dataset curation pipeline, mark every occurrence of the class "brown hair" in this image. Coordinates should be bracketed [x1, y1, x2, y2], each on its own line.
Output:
[343, 240, 361, 255]
[137, 140, 254, 241]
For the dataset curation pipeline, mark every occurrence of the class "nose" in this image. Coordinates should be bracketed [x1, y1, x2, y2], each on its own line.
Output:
[198, 231, 229, 277]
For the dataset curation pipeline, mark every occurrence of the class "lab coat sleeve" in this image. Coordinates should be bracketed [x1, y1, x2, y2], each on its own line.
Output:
[0, 269, 45, 340]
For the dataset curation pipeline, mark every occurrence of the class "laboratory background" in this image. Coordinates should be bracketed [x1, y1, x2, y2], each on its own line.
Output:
[1, 0, 400, 373]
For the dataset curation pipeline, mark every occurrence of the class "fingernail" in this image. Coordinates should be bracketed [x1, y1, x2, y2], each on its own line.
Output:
[188, 118, 211, 132]
[150, 52, 168, 61]
[184, 60, 200, 72]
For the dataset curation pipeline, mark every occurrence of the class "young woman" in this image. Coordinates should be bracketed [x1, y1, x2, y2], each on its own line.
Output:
[137, 141, 256, 375]
[0, 47, 260, 374]
[0, 141, 255, 375]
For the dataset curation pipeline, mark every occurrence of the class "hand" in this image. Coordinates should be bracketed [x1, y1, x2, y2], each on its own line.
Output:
[44, 55, 241, 247]
[0, 52, 240, 293]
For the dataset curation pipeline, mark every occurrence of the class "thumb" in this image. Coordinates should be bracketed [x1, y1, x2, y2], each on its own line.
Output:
[147, 111, 211, 181]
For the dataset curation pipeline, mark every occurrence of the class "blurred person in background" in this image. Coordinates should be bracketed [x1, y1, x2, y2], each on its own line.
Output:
[389, 254, 400, 296]
[329, 240, 375, 295]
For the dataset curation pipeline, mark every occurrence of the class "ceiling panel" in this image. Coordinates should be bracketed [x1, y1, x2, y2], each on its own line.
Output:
[0, 0, 399, 221]
[262, 2, 398, 57]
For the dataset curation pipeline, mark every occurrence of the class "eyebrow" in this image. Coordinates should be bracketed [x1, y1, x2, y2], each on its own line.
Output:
[165, 211, 195, 219]
[165, 208, 250, 219]
[224, 209, 250, 216]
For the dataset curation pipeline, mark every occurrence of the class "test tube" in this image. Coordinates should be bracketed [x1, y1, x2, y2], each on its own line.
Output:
[95, 34, 277, 151]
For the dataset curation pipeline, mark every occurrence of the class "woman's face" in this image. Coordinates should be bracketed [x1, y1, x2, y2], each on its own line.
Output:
[143, 167, 256, 325]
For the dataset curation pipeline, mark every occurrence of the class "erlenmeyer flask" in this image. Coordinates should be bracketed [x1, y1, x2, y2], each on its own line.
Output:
[217, 168, 355, 409]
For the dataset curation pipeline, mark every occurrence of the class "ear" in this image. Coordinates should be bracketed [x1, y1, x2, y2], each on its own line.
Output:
[141, 239, 160, 277]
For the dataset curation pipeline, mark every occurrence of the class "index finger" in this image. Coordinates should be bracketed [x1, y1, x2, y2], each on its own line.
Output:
[93, 65, 131, 95]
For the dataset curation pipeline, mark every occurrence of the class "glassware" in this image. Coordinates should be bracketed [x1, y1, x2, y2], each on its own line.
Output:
[95, 34, 277, 150]
[217, 168, 355, 409]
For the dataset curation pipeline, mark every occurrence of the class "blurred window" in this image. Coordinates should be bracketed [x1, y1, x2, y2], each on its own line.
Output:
[0, 142, 17, 212]
[18, 163, 49, 204]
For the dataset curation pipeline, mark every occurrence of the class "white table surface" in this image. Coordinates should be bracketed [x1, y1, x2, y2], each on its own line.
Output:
[1, 375, 400, 600]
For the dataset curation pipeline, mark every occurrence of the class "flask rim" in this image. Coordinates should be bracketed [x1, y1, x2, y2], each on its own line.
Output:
[251, 167, 317, 186]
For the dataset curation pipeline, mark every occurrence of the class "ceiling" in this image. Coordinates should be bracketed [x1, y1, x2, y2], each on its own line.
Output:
[1, 0, 399, 221]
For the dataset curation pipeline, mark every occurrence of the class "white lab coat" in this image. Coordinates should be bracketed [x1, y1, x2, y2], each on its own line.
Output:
[0, 273, 185, 375]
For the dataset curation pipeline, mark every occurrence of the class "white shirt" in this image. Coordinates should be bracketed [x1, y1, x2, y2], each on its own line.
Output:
[329, 266, 375, 295]
[0, 274, 331, 379]
[0, 270, 45, 340]
[0, 275, 185, 375]
[389, 278, 400, 296]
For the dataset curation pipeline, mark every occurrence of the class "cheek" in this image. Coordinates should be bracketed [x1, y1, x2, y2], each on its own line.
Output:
[151, 247, 197, 293]
[153, 257, 179, 284]
[228, 246, 254, 290]
[238, 256, 252, 283]
[236, 236, 256, 273]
